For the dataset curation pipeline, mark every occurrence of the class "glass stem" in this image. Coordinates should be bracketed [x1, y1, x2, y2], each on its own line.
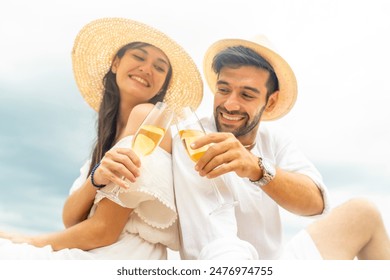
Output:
[210, 178, 225, 205]
[112, 185, 121, 196]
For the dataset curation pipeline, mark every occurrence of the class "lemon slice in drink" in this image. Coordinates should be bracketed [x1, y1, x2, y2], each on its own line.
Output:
[133, 134, 155, 156]
[179, 129, 208, 162]
[133, 125, 165, 156]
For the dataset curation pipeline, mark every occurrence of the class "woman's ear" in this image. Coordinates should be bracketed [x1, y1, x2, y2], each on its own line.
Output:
[265, 91, 279, 112]
[111, 56, 119, 74]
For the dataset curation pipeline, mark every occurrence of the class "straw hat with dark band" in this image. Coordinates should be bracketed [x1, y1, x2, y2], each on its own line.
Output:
[203, 36, 297, 121]
[72, 17, 203, 115]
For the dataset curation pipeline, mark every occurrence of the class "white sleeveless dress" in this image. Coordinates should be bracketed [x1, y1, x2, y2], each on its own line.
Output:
[0, 136, 179, 259]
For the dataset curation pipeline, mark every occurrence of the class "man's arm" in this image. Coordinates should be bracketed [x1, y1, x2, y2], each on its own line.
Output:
[192, 132, 324, 216]
[259, 168, 324, 216]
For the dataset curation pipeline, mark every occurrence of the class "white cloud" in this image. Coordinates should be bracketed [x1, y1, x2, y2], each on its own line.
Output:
[1, 0, 389, 234]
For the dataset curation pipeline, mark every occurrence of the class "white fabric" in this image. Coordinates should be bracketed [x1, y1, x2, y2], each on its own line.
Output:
[280, 230, 323, 260]
[173, 117, 330, 260]
[0, 136, 179, 260]
[199, 237, 259, 260]
[95, 136, 177, 230]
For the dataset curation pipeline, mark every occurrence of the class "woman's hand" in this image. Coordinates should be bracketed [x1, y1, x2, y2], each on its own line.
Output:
[92, 147, 142, 189]
[0, 230, 32, 245]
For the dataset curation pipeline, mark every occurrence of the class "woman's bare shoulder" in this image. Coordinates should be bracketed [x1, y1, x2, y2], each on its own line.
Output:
[130, 103, 155, 120]
[124, 103, 155, 135]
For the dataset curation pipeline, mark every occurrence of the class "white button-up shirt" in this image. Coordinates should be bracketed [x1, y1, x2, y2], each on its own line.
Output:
[173, 117, 330, 259]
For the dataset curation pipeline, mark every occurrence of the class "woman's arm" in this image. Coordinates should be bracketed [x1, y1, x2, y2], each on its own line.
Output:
[62, 177, 99, 228]
[62, 145, 140, 228]
[62, 103, 171, 228]
[5, 199, 132, 251]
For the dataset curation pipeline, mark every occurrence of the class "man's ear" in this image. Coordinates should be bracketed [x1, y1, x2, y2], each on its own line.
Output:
[111, 56, 119, 74]
[265, 91, 279, 112]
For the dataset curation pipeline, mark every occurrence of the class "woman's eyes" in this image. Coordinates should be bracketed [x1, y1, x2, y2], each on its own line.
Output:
[132, 54, 145, 61]
[154, 65, 166, 73]
[132, 54, 166, 73]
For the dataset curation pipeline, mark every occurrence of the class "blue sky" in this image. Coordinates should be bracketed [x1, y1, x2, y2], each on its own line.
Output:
[1, 0, 389, 236]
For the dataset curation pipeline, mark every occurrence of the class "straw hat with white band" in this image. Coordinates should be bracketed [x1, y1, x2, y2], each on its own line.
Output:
[72, 17, 203, 116]
[203, 36, 297, 121]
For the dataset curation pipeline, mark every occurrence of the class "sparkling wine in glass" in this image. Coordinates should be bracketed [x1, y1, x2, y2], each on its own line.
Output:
[132, 124, 166, 156]
[179, 129, 209, 162]
[98, 102, 173, 206]
[176, 107, 238, 215]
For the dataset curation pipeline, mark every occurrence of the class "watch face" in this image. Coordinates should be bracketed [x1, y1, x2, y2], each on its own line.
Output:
[262, 159, 276, 177]
[251, 157, 275, 187]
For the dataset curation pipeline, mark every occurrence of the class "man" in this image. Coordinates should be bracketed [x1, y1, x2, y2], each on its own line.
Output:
[172, 36, 330, 259]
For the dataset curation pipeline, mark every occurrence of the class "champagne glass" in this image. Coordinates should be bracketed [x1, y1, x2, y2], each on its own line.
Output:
[176, 106, 238, 215]
[98, 101, 173, 207]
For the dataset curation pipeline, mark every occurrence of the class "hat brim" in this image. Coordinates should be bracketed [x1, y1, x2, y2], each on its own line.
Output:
[203, 38, 297, 121]
[72, 18, 203, 117]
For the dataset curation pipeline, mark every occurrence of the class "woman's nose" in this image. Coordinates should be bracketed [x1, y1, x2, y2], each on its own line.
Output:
[138, 63, 152, 75]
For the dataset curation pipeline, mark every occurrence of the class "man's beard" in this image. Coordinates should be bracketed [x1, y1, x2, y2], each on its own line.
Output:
[214, 105, 265, 137]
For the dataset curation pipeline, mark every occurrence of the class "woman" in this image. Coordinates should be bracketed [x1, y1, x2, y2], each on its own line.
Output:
[0, 17, 203, 259]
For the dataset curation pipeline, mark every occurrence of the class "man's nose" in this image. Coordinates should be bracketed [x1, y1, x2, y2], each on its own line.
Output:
[223, 93, 240, 111]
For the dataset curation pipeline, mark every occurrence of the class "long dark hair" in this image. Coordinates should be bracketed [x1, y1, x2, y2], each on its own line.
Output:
[88, 42, 172, 175]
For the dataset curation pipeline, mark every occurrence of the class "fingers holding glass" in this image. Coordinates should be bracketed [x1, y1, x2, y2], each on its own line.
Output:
[97, 102, 173, 207]
[176, 107, 239, 215]
[96, 148, 141, 184]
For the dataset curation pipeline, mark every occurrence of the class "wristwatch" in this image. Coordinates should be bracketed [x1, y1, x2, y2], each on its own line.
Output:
[250, 157, 276, 187]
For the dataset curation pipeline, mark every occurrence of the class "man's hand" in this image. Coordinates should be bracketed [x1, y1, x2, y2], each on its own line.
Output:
[191, 132, 262, 180]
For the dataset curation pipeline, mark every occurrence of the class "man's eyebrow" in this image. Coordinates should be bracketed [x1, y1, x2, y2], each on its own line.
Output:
[216, 80, 261, 94]
[216, 80, 229, 86]
[242, 86, 260, 94]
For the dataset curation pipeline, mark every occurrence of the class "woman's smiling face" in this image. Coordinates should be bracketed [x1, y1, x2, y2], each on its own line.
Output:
[112, 45, 170, 105]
